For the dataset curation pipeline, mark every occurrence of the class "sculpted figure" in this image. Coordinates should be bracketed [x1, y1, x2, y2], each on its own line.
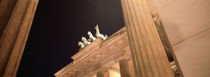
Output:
[87, 31, 96, 41]
[78, 41, 85, 49]
[105, 34, 108, 39]
[82, 37, 91, 45]
[95, 25, 107, 40]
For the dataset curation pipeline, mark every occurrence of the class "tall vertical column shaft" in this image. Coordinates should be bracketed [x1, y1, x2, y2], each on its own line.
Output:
[96, 71, 109, 77]
[0, 0, 39, 77]
[119, 59, 131, 77]
[120, 0, 174, 77]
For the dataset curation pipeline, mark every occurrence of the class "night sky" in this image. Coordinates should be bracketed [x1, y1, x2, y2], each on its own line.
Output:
[16, 0, 124, 77]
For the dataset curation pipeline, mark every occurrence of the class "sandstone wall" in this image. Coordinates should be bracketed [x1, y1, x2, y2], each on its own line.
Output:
[152, 0, 210, 77]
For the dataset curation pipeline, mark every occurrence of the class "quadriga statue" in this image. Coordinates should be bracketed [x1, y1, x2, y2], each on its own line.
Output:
[81, 37, 91, 45]
[78, 41, 85, 49]
[87, 31, 96, 42]
[95, 25, 108, 40]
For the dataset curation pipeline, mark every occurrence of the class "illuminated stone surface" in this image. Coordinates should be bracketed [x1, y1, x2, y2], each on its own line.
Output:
[0, 0, 38, 77]
[54, 27, 136, 77]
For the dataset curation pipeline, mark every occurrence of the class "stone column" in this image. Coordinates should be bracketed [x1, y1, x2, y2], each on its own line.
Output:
[120, 0, 174, 77]
[119, 59, 131, 77]
[96, 70, 109, 77]
[0, 0, 39, 77]
[128, 59, 136, 77]
[0, 0, 18, 37]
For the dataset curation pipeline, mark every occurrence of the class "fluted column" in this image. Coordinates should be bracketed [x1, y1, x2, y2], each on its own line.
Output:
[0, 0, 39, 77]
[120, 0, 174, 77]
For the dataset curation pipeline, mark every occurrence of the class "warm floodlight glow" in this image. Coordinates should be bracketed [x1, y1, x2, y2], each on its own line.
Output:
[109, 70, 121, 77]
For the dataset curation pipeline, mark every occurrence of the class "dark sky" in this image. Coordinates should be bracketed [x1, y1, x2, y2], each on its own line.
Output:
[17, 0, 124, 77]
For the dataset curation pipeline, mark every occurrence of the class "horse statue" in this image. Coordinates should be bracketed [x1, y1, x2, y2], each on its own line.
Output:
[78, 41, 85, 49]
[95, 25, 108, 40]
[87, 31, 96, 42]
[82, 37, 91, 45]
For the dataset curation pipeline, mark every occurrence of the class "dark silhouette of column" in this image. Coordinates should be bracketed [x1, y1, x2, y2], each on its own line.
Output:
[119, 59, 131, 77]
[96, 70, 109, 77]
